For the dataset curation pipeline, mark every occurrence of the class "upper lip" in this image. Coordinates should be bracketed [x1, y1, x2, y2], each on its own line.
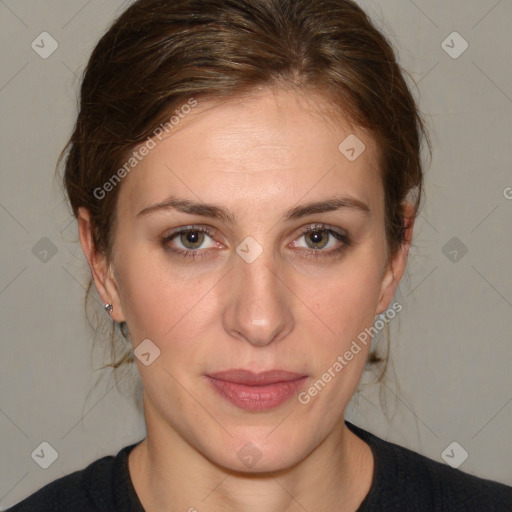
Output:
[207, 369, 307, 386]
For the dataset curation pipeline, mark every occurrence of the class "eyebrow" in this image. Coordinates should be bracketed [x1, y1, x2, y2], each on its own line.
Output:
[137, 195, 371, 222]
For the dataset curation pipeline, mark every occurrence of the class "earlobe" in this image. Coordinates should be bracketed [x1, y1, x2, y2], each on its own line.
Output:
[77, 207, 125, 322]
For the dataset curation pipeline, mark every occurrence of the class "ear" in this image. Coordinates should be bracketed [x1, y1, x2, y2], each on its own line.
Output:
[376, 203, 415, 315]
[77, 207, 125, 322]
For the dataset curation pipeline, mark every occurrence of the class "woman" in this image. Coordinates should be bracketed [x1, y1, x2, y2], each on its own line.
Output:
[9, 0, 511, 510]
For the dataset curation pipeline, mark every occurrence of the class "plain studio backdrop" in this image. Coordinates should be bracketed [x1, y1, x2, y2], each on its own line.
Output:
[0, 0, 511, 508]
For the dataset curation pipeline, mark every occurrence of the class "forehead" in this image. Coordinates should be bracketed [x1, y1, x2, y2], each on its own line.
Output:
[117, 87, 383, 219]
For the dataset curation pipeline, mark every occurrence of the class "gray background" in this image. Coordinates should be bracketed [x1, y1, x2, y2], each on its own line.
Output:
[1, 0, 511, 508]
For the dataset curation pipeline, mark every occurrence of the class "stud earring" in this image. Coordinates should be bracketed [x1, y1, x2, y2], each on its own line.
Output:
[104, 303, 113, 316]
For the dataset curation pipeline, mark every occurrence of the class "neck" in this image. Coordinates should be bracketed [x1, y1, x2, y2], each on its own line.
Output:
[128, 400, 374, 512]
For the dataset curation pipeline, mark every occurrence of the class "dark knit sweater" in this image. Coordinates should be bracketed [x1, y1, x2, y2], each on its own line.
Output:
[7, 421, 512, 511]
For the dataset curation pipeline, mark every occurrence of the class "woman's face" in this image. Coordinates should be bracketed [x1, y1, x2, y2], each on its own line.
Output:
[82, 87, 409, 472]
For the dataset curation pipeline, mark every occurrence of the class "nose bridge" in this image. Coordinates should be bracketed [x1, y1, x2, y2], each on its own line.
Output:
[222, 246, 294, 347]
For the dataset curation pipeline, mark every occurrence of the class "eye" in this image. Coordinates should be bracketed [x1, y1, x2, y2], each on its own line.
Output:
[161, 223, 350, 261]
[162, 226, 218, 259]
[292, 224, 350, 258]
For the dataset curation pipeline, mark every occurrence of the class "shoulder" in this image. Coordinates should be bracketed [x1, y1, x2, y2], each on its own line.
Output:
[346, 421, 512, 512]
[393, 441, 512, 511]
[6, 443, 140, 512]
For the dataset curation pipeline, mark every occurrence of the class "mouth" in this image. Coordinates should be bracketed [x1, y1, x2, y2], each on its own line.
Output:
[205, 369, 308, 411]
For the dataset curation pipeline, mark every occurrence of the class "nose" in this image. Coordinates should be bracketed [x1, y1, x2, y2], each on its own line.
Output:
[222, 252, 295, 347]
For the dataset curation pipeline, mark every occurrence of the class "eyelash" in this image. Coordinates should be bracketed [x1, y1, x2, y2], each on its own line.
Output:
[161, 224, 351, 261]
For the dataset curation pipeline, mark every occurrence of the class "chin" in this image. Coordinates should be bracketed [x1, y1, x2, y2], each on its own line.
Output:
[203, 426, 309, 474]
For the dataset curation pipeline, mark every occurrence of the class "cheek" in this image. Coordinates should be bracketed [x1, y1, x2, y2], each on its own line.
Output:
[295, 256, 385, 414]
[301, 253, 385, 350]
[115, 248, 220, 346]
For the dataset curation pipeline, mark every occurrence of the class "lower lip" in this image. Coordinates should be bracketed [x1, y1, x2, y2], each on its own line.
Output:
[206, 376, 307, 411]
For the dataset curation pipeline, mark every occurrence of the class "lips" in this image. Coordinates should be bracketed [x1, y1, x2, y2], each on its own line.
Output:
[207, 369, 307, 386]
[205, 369, 308, 411]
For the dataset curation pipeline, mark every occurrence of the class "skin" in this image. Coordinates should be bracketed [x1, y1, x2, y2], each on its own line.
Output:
[78, 86, 414, 512]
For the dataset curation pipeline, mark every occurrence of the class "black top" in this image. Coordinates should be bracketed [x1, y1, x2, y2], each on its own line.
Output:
[7, 421, 512, 511]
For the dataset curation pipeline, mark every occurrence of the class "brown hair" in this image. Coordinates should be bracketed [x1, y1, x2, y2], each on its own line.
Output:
[58, 0, 430, 379]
